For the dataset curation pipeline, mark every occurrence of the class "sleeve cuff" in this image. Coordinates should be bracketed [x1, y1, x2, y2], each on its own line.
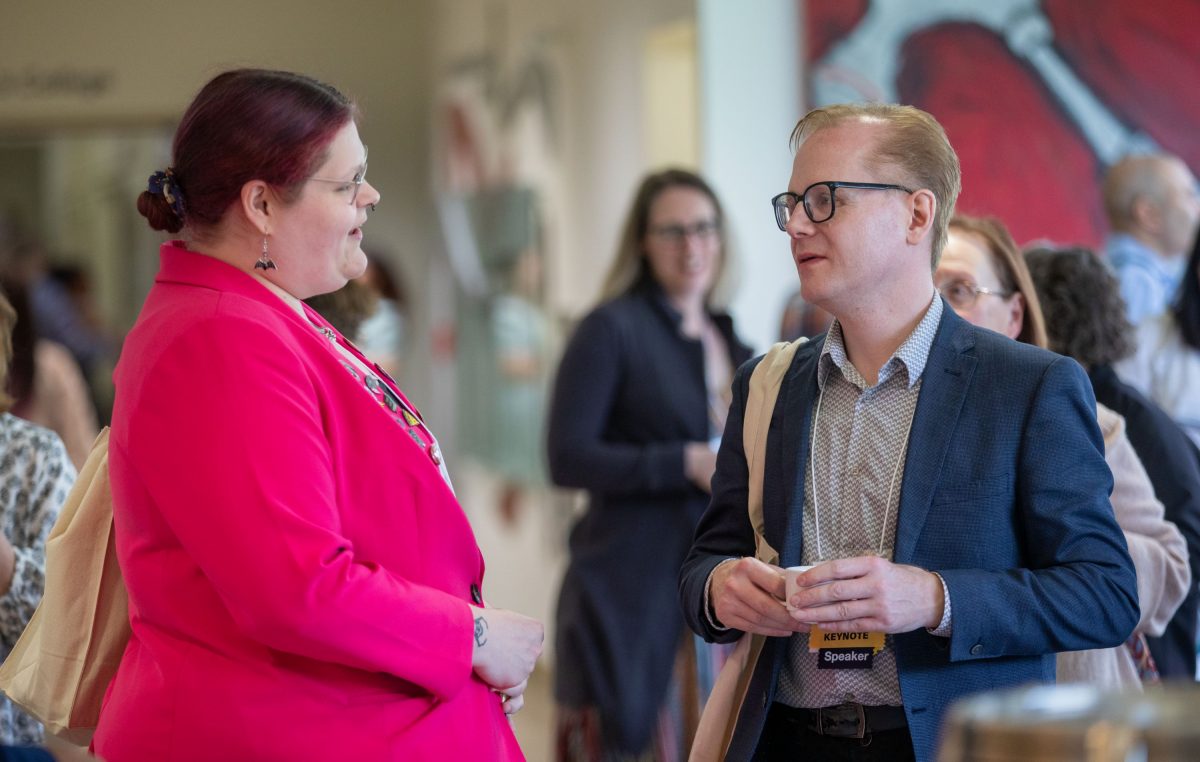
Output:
[927, 571, 953, 637]
[704, 557, 740, 632]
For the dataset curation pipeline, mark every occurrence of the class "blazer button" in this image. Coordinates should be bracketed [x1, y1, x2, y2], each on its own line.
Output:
[470, 583, 483, 605]
[970, 643, 984, 656]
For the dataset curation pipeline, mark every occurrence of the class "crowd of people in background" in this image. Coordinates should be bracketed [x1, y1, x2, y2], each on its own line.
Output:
[0, 65, 1196, 762]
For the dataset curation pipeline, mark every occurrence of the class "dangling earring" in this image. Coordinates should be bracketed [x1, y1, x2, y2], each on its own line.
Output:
[255, 233, 277, 271]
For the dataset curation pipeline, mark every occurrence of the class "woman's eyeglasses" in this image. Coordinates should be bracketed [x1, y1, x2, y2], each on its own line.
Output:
[648, 219, 721, 246]
[937, 279, 1012, 309]
[309, 147, 369, 205]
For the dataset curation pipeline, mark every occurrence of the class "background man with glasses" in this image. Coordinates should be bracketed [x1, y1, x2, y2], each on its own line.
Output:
[680, 103, 1138, 762]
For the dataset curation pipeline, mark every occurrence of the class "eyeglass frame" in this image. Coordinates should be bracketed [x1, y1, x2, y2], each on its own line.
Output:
[936, 278, 1013, 309]
[308, 147, 369, 205]
[771, 181, 915, 230]
[647, 219, 722, 246]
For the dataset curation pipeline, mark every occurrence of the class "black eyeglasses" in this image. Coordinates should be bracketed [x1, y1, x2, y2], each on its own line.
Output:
[771, 181, 914, 229]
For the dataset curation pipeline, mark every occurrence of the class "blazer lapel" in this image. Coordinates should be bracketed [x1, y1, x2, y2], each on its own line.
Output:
[893, 310, 977, 564]
[775, 338, 823, 568]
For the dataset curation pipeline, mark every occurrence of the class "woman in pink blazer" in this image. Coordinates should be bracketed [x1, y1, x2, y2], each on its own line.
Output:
[93, 69, 543, 761]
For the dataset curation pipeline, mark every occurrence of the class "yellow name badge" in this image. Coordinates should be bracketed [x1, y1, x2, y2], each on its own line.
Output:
[808, 626, 885, 654]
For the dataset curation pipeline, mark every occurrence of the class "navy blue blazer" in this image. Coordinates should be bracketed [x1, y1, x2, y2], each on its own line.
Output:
[680, 304, 1138, 762]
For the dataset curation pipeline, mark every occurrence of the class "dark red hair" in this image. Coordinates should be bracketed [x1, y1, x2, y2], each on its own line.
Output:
[138, 69, 357, 233]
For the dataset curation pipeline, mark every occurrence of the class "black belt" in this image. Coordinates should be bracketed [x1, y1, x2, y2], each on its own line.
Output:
[770, 701, 908, 739]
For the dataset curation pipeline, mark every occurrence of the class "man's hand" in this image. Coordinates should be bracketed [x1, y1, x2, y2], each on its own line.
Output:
[711, 557, 804, 637]
[786, 556, 945, 634]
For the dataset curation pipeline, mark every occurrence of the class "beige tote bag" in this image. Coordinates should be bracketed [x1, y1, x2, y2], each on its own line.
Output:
[0, 428, 129, 745]
[689, 339, 804, 762]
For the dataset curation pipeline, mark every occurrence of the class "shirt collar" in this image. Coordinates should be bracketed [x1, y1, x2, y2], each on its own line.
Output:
[819, 293, 941, 391]
[1107, 233, 1185, 281]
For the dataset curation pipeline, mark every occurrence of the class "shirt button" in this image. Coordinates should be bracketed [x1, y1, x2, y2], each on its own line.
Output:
[970, 643, 984, 656]
[470, 583, 483, 605]
[430, 445, 443, 465]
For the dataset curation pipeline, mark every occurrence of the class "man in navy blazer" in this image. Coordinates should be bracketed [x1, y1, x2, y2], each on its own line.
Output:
[679, 103, 1138, 762]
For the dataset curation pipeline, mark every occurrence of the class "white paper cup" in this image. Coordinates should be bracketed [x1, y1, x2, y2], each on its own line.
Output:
[784, 564, 824, 612]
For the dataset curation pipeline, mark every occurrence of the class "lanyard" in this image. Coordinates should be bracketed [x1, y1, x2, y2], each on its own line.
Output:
[808, 374, 916, 560]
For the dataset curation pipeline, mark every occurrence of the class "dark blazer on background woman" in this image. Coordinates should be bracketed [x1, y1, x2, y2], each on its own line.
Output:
[1090, 363, 1200, 679]
[547, 280, 751, 751]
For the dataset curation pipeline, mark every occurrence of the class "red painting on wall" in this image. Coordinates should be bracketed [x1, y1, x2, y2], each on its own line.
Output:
[805, 0, 1200, 247]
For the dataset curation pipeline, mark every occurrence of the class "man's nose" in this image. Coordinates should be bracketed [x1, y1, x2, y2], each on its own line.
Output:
[786, 210, 815, 238]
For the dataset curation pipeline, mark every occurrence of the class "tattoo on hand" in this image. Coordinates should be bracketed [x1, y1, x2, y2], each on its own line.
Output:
[474, 615, 488, 647]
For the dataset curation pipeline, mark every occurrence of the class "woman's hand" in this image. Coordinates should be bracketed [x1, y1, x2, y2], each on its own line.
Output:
[684, 442, 718, 494]
[0, 533, 16, 596]
[495, 678, 528, 715]
[470, 606, 544, 712]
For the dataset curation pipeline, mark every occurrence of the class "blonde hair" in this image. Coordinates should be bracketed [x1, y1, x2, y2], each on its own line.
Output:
[949, 214, 1049, 349]
[790, 103, 961, 265]
[598, 168, 736, 308]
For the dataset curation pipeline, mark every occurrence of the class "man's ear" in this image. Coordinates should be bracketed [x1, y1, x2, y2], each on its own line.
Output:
[1130, 195, 1162, 236]
[240, 180, 274, 235]
[905, 188, 936, 246]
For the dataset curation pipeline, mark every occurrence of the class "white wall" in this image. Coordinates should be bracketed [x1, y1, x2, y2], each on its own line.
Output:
[698, 0, 803, 352]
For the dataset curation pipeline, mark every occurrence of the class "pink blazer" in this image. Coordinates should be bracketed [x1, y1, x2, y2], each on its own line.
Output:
[94, 243, 524, 761]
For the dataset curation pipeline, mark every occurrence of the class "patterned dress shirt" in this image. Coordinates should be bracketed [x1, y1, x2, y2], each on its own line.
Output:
[776, 295, 944, 709]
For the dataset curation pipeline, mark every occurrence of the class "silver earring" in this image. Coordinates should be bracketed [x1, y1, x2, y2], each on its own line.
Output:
[254, 234, 277, 271]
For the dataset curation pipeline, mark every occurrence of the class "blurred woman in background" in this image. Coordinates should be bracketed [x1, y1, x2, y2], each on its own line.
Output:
[547, 169, 750, 760]
[353, 252, 408, 380]
[0, 276, 98, 470]
[936, 214, 1189, 689]
[0, 287, 75, 746]
[1027, 245, 1200, 679]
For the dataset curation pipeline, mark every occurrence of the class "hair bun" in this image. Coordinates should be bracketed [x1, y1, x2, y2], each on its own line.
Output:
[136, 190, 184, 233]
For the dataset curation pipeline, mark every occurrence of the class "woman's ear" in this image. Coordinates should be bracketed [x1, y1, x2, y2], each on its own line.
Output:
[905, 189, 936, 246]
[240, 180, 274, 235]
